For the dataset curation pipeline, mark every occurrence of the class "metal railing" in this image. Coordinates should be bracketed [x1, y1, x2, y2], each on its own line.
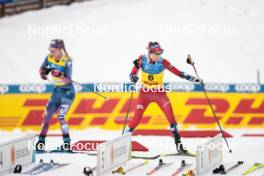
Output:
[0, 0, 89, 17]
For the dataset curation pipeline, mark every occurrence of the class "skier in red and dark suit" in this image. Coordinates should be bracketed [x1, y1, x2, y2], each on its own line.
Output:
[127, 42, 202, 153]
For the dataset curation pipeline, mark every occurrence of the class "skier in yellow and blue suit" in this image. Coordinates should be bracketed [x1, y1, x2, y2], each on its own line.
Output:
[36, 39, 75, 152]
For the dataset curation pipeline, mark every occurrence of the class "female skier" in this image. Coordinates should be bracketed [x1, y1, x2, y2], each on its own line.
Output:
[128, 42, 201, 153]
[36, 39, 75, 151]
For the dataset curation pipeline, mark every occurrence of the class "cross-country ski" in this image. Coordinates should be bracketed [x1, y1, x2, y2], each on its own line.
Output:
[171, 160, 193, 176]
[242, 163, 264, 175]
[146, 159, 174, 175]
[112, 160, 149, 175]
[20, 159, 69, 175]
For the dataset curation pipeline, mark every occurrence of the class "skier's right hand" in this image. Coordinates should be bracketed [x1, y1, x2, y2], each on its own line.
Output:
[40, 72, 47, 80]
[130, 74, 139, 83]
[195, 78, 203, 84]
[39, 67, 48, 80]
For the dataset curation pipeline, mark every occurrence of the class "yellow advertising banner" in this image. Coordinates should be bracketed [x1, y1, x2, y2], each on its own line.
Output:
[0, 92, 263, 131]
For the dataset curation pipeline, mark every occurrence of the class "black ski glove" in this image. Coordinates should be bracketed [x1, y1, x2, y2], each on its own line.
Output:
[129, 74, 139, 83]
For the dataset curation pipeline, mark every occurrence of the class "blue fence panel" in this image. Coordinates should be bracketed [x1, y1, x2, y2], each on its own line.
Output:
[0, 83, 264, 94]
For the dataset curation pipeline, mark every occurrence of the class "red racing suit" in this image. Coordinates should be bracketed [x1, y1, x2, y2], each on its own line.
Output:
[128, 54, 189, 129]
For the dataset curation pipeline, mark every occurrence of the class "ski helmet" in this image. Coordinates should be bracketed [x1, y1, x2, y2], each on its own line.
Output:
[49, 39, 64, 49]
[147, 42, 163, 54]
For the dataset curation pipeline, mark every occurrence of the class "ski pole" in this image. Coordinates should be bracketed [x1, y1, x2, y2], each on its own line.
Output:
[225, 161, 243, 173]
[186, 54, 232, 153]
[71, 80, 109, 100]
[47, 78, 109, 100]
[47, 78, 55, 85]
[121, 84, 135, 134]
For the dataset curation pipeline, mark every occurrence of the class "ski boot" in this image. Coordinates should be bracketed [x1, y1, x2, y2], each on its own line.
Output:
[112, 166, 125, 174]
[158, 159, 164, 166]
[170, 123, 189, 154]
[60, 134, 71, 152]
[183, 169, 195, 176]
[83, 167, 94, 176]
[35, 135, 45, 152]
[213, 164, 225, 174]
[125, 127, 134, 134]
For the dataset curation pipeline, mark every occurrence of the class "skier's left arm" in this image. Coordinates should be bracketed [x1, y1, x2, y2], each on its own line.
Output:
[163, 59, 202, 83]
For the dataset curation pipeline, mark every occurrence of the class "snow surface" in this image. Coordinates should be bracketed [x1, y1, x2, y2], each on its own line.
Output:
[1, 129, 264, 176]
[0, 0, 264, 84]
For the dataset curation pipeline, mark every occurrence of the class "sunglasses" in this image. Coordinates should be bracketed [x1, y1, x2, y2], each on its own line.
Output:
[49, 48, 60, 54]
[153, 52, 162, 56]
